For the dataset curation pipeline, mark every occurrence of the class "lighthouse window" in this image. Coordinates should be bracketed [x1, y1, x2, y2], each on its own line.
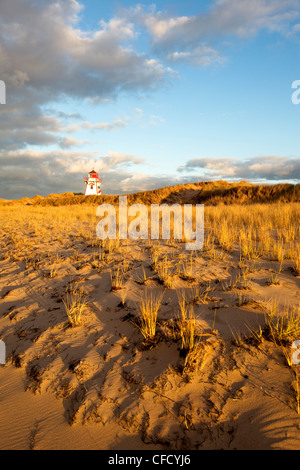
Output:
[90, 184, 94, 189]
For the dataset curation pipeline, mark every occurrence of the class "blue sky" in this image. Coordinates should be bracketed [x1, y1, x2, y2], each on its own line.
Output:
[0, 0, 300, 198]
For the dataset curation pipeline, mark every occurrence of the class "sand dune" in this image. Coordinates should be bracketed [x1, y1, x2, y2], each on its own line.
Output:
[1, 180, 299, 207]
[0, 183, 300, 450]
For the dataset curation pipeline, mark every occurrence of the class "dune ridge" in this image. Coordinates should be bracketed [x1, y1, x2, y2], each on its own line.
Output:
[1, 180, 300, 206]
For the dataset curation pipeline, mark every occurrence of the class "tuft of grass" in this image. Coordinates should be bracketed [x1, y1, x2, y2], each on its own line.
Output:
[282, 345, 294, 368]
[240, 238, 262, 261]
[110, 266, 124, 291]
[265, 301, 300, 345]
[293, 249, 300, 276]
[266, 273, 280, 286]
[135, 266, 148, 285]
[269, 240, 285, 263]
[177, 291, 196, 353]
[247, 324, 264, 345]
[119, 287, 128, 307]
[217, 220, 235, 251]
[156, 257, 174, 288]
[180, 257, 195, 281]
[149, 247, 159, 271]
[63, 291, 88, 327]
[135, 290, 164, 341]
[72, 249, 80, 261]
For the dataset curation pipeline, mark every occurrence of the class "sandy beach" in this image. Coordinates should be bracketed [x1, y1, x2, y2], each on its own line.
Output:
[1, 186, 300, 450]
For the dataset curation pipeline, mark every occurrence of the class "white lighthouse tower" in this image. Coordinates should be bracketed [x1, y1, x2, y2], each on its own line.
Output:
[83, 169, 102, 195]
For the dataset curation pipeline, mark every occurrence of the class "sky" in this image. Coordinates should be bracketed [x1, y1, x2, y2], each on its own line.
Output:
[0, 0, 300, 199]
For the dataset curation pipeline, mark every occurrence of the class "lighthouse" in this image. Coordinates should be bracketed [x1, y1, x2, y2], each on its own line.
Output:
[83, 169, 102, 195]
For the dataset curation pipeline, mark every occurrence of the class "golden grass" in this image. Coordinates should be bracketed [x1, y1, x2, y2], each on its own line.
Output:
[177, 290, 196, 352]
[265, 301, 300, 345]
[1, 187, 300, 418]
[119, 287, 128, 307]
[2, 180, 299, 207]
[110, 266, 124, 291]
[135, 290, 164, 341]
[293, 249, 300, 275]
[156, 256, 174, 288]
[63, 291, 88, 327]
[1, 197, 300, 261]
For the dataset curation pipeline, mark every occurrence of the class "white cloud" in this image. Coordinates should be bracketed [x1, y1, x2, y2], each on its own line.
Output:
[178, 156, 300, 181]
[0, 1, 167, 99]
[59, 137, 86, 149]
[66, 119, 128, 133]
[0, 148, 147, 198]
[0, 0, 171, 153]
[167, 45, 225, 67]
[144, 15, 191, 39]
[129, 0, 300, 66]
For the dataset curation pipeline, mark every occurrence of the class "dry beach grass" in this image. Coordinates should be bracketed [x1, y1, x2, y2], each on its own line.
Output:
[0, 181, 300, 449]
